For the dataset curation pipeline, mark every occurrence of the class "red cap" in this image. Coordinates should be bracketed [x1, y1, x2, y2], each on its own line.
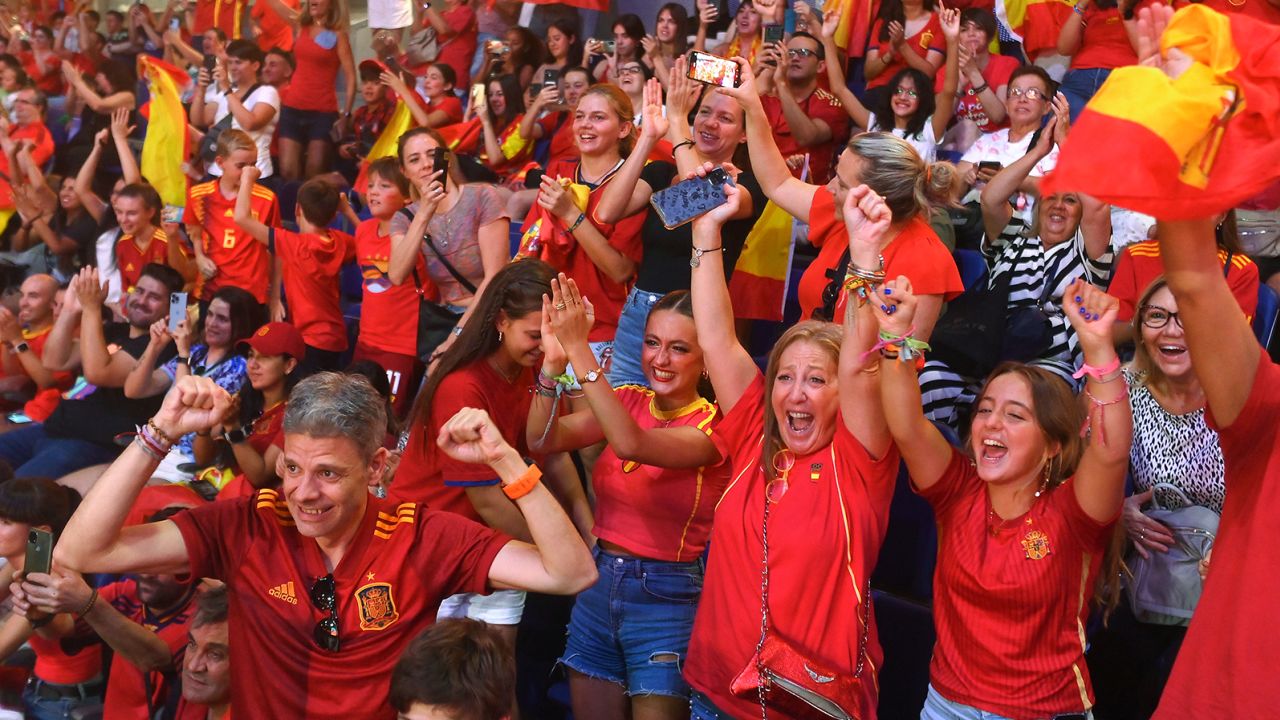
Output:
[241, 322, 306, 359]
[358, 58, 385, 76]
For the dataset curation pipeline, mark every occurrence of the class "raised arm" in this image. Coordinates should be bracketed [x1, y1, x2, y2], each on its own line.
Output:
[931, 7, 961, 139]
[689, 174, 758, 413]
[263, 0, 300, 26]
[122, 320, 175, 399]
[387, 173, 443, 286]
[232, 166, 271, 245]
[0, 310, 55, 389]
[43, 274, 82, 371]
[819, 10, 871, 129]
[716, 57, 820, 221]
[595, 78, 663, 224]
[979, 115, 1056, 242]
[438, 408, 596, 595]
[1058, 0, 1088, 56]
[109, 109, 141, 184]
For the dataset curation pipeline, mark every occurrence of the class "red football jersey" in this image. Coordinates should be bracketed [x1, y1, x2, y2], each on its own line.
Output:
[185, 181, 279, 303]
[760, 87, 849, 185]
[20, 325, 74, 422]
[116, 228, 180, 294]
[355, 218, 423, 357]
[171, 489, 510, 718]
[274, 228, 355, 352]
[192, 0, 243, 37]
[99, 579, 197, 720]
[1108, 239, 1259, 323]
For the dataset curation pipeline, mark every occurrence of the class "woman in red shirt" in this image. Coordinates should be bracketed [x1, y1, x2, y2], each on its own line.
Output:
[530, 280, 730, 720]
[524, 83, 645, 362]
[719, 59, 963, 337]
[1056, 0, 1144, 122]
[875, 277, 1130, 720]
[684, 176, 897, 719]
[264, 0, 356, 180]
[864, 0, 947, 109]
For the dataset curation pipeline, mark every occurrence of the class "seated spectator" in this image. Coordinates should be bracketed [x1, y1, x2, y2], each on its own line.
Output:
[124, 286, 258, 481]
[415, 62, 464, 129]
[481, 27, 541, 91]
[821, 7, 961, 163]
[711, 0, 762, 65]
[863, 0, 946, 109]
[472, 74, 535, 182]
[24, 28, 63, 99]
[532, 19, 584, 85]
[0, 86, 55, 223]
[262, 47, 294, 91]
[234, 173, 355, 371]
[757, 32, 848, 184]
[520, 64, 590, 172]
[9, 172, 99, 282]
[588, 13, 646, 85]
[174, 584, 231, 720]
[921, 119, 1113, 426]
[17, 509, 199, 718]
[1056, 0, 1146, 122]
[58, 60, 136, 173]
[721, 60, 962, 334]
[647, 3, 698, 86]
[335, 60, 398, 183]
[113, 182, 195, 292]
[75, 109, 141, 304]
[54, 371, 595, 717]
[184, 129, 281, 308]
[0, 274, 74, 425]
[390, 619, 514, 720]
[0, 264, 182, 478]
[190, 39, 281, 180]
[0, 478, 99, 720]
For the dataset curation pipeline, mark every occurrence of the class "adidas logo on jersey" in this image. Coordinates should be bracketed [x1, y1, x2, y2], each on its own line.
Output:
[269, 581, 299, 605]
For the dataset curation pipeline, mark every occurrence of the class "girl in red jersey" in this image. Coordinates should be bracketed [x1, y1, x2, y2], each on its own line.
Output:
[263, 0, 356, 180]
[529, 278, 729, 720]
[353, 157, 421, 416]
[874, 276, 1130, 720]
[524, 83, 646, 368]
[683, 174, 896, 719]
[0, 479, 101, 720]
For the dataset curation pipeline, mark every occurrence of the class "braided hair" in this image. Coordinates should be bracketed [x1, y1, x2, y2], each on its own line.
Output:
[411, 259, 555, 451]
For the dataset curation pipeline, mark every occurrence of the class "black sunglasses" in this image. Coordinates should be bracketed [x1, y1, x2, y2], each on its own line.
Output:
[310, 574, 340, 652]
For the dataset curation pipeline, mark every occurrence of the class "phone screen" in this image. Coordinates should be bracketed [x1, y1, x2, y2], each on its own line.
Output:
[763, 24, 785, 44]
[202, 54, 217, 73]
[25, 528, 52, 576]
[384, 55, 405, 77]
[648, 169, 735, 230]
[687, 51, 739, 88]
[169, 292, 187, 334]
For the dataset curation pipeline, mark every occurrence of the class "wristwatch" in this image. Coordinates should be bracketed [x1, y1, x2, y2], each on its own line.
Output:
[581, 367, 606, 384]
[223, 426, 249, 444]
[12, 341, 29, 354]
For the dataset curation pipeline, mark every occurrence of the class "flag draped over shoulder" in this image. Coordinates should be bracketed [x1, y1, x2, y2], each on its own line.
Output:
[1043, 5, 1280, 219]
[353, 97, 414, 195]
[824, 0, 876, 57]
[138, 57, 191, 208]
[728, 200, 796, 322]
[437, 118, 483, 155]
[997, 0, 1074, 59]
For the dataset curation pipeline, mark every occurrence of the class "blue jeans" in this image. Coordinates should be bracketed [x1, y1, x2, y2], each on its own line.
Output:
[607, 286, 664, 387]
[0, 424, 120, 478]
[1058, 67, 1112, 123]
[561, 546, 704, 698]
[920, 684, 1094, 720]
[690, 689, 735, 719]
[23, 678, 103, 720]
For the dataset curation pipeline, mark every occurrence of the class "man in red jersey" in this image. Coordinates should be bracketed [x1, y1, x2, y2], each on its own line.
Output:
[758, 32, 848, 184]
[0, 87, 55, 215]
[0, 274, 71, 421]
[55, 373, 595, 719]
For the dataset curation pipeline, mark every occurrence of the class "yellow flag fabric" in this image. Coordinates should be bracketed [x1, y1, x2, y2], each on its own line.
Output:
[823, 0, 875, 57]
[353, 99, 414, 195]
[139, 57, 189, 209]
[728, 200, 796, 322]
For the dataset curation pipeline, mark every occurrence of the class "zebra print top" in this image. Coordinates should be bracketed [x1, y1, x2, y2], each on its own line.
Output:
[1125, 368, 1226, 514]
[985, 230, 1114, 367]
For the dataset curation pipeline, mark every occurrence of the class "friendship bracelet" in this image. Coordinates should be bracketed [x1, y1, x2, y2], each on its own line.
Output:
[862, 326, 931, 364]
[75, 588, 99, 619]
[134, 435, 166, 461]
[842, 276, 877, 306]
[1071, 356, 1121, 382]
[567, 213, 587, 233]
[145, 418, 176, 447]
[672, 139, 696, 154]
[503, 465, 543, 500]
[1081, 385, 1129, 448]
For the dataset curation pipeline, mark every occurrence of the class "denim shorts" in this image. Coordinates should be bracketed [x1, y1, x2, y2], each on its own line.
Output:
[277, 105, 340, 143]
[560, 546, 704, 698]
[690, 689, 735, 719]
[607, 286, 664, 388]
[920, 684, 1094, 720]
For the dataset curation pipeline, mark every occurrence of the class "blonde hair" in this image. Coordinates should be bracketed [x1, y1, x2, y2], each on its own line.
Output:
[846, 132, 957, 221]
[579, 83, 635, 157]
[760, 321, 844, 481]
[301, 0, 348, 30]
[1127, 276, 1171, 388]
[216, 128, 256, 160]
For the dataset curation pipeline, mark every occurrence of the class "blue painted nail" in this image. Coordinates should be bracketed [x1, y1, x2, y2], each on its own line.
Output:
[888, 306, 897, 314]
[881, 305, 889, 312]
[1074, 295, 1083, 303]
[884, 288, 893, 296]
[1078, 307, 1086, 315]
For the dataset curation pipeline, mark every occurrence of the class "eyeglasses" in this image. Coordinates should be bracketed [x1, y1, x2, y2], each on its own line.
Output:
[766, 449, 795, 504]
[787, 48, 818, 58]
[310, 574, 340, 652]
[1009, 87, 1048, 101]
[617, 65, 644, 76]
[1139, 305, 1183, 330]
[892, 87, 918, 98]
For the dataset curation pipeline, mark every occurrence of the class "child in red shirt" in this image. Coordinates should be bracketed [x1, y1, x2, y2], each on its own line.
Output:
[234, 172, 355, 371]
[354, 158, 424, 415]
[184, 129, 280, 305]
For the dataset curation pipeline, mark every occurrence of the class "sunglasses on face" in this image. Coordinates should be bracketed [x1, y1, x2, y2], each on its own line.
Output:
[1139, 305, 1183, 330]
[787, 48, 818, 58]
[1009, 87, 1048, 101]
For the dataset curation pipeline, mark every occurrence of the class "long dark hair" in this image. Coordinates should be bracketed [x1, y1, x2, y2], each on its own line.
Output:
[201, 286, 264, 352]
[487, 73, 525, 130]
[613, 13, 647, 60]
[873, 68, 935, 140]
[239, 342, 306, 427]
[0, 478, 81, 543]
[412, 259, 555, 450]
[657, 3, 690, 56]
[877, 0, 938, 41]
[548, 18, 584, 67]
[508, 27, 544, 77]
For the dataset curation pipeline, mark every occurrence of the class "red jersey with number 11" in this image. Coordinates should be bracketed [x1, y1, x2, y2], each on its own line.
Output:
[184, 181, 279, 303]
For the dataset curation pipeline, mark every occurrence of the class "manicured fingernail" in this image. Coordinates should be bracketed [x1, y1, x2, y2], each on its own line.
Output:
[888, 306, 897, 315]
[884, 288, 893, 296]
[1074, 295, 1082, 303]
[881, 305, 889, 312]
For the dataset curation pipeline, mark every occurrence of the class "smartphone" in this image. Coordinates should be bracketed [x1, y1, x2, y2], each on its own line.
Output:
[169, 17, 180, 31]
[431, 147, 449, 184]
[977, 161, 1003, 173]
[161, 204, 183, 224]
[763, 24, 785, 44]
[202, 53, 216, 73]
[469, 82, 486, 108]
[5, 411, 32, 424]
[168, 292, 187, 334]
[687, 51, 740, 88]
[601, 39, 616, 54]
[649, 168, 735, 230]
[383, 54, 404, 77]
[541, 68, 561, 103]
[25, 528, 52, 577]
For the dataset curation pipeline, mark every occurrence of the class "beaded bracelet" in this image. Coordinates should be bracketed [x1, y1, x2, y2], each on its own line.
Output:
[76, 588, 99, 619]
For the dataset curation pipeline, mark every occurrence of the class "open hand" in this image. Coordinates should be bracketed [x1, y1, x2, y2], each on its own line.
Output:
[547, 274, 595, 352]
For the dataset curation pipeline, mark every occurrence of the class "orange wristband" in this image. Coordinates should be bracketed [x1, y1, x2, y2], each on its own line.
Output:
[502, 465, 542, 500]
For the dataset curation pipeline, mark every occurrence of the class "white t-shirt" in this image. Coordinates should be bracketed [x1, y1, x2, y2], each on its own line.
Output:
[368, 0, 413, 29]
[960, 127, 1059, 223]
[204, 83, 281, 178]
[868, 115, 939, 163]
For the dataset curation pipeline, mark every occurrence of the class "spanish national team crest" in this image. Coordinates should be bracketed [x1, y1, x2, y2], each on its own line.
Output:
[1021, 530, 1052, 560]
[356, 582, 400, 631]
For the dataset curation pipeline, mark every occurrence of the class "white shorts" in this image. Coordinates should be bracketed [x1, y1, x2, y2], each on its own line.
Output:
[437, 589, 526, 626]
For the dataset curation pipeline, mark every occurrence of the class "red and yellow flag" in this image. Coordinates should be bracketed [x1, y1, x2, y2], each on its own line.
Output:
[824, 0, 876, 57]
[353, 97, 414, 195]
[138, 56, 191, 208]
[728, 200, 796, 322]
[1044, 5, 1280, 219]
[437, 118, 484, 155]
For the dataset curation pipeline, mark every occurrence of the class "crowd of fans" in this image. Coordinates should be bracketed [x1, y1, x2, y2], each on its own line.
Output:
[0, 0, 1270, 718]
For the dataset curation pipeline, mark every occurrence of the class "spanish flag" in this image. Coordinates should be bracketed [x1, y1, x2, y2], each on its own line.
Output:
[728, 200, 797, 322]
[1043, 5, 1280, 219]
[824, 0, 876, 57]
[353, 97, 414, 195]
[138, 56, 191, 209]
[515, 178, 590, 266]
[437, 118, 484, 155]
[997, 0, 1074, 60]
